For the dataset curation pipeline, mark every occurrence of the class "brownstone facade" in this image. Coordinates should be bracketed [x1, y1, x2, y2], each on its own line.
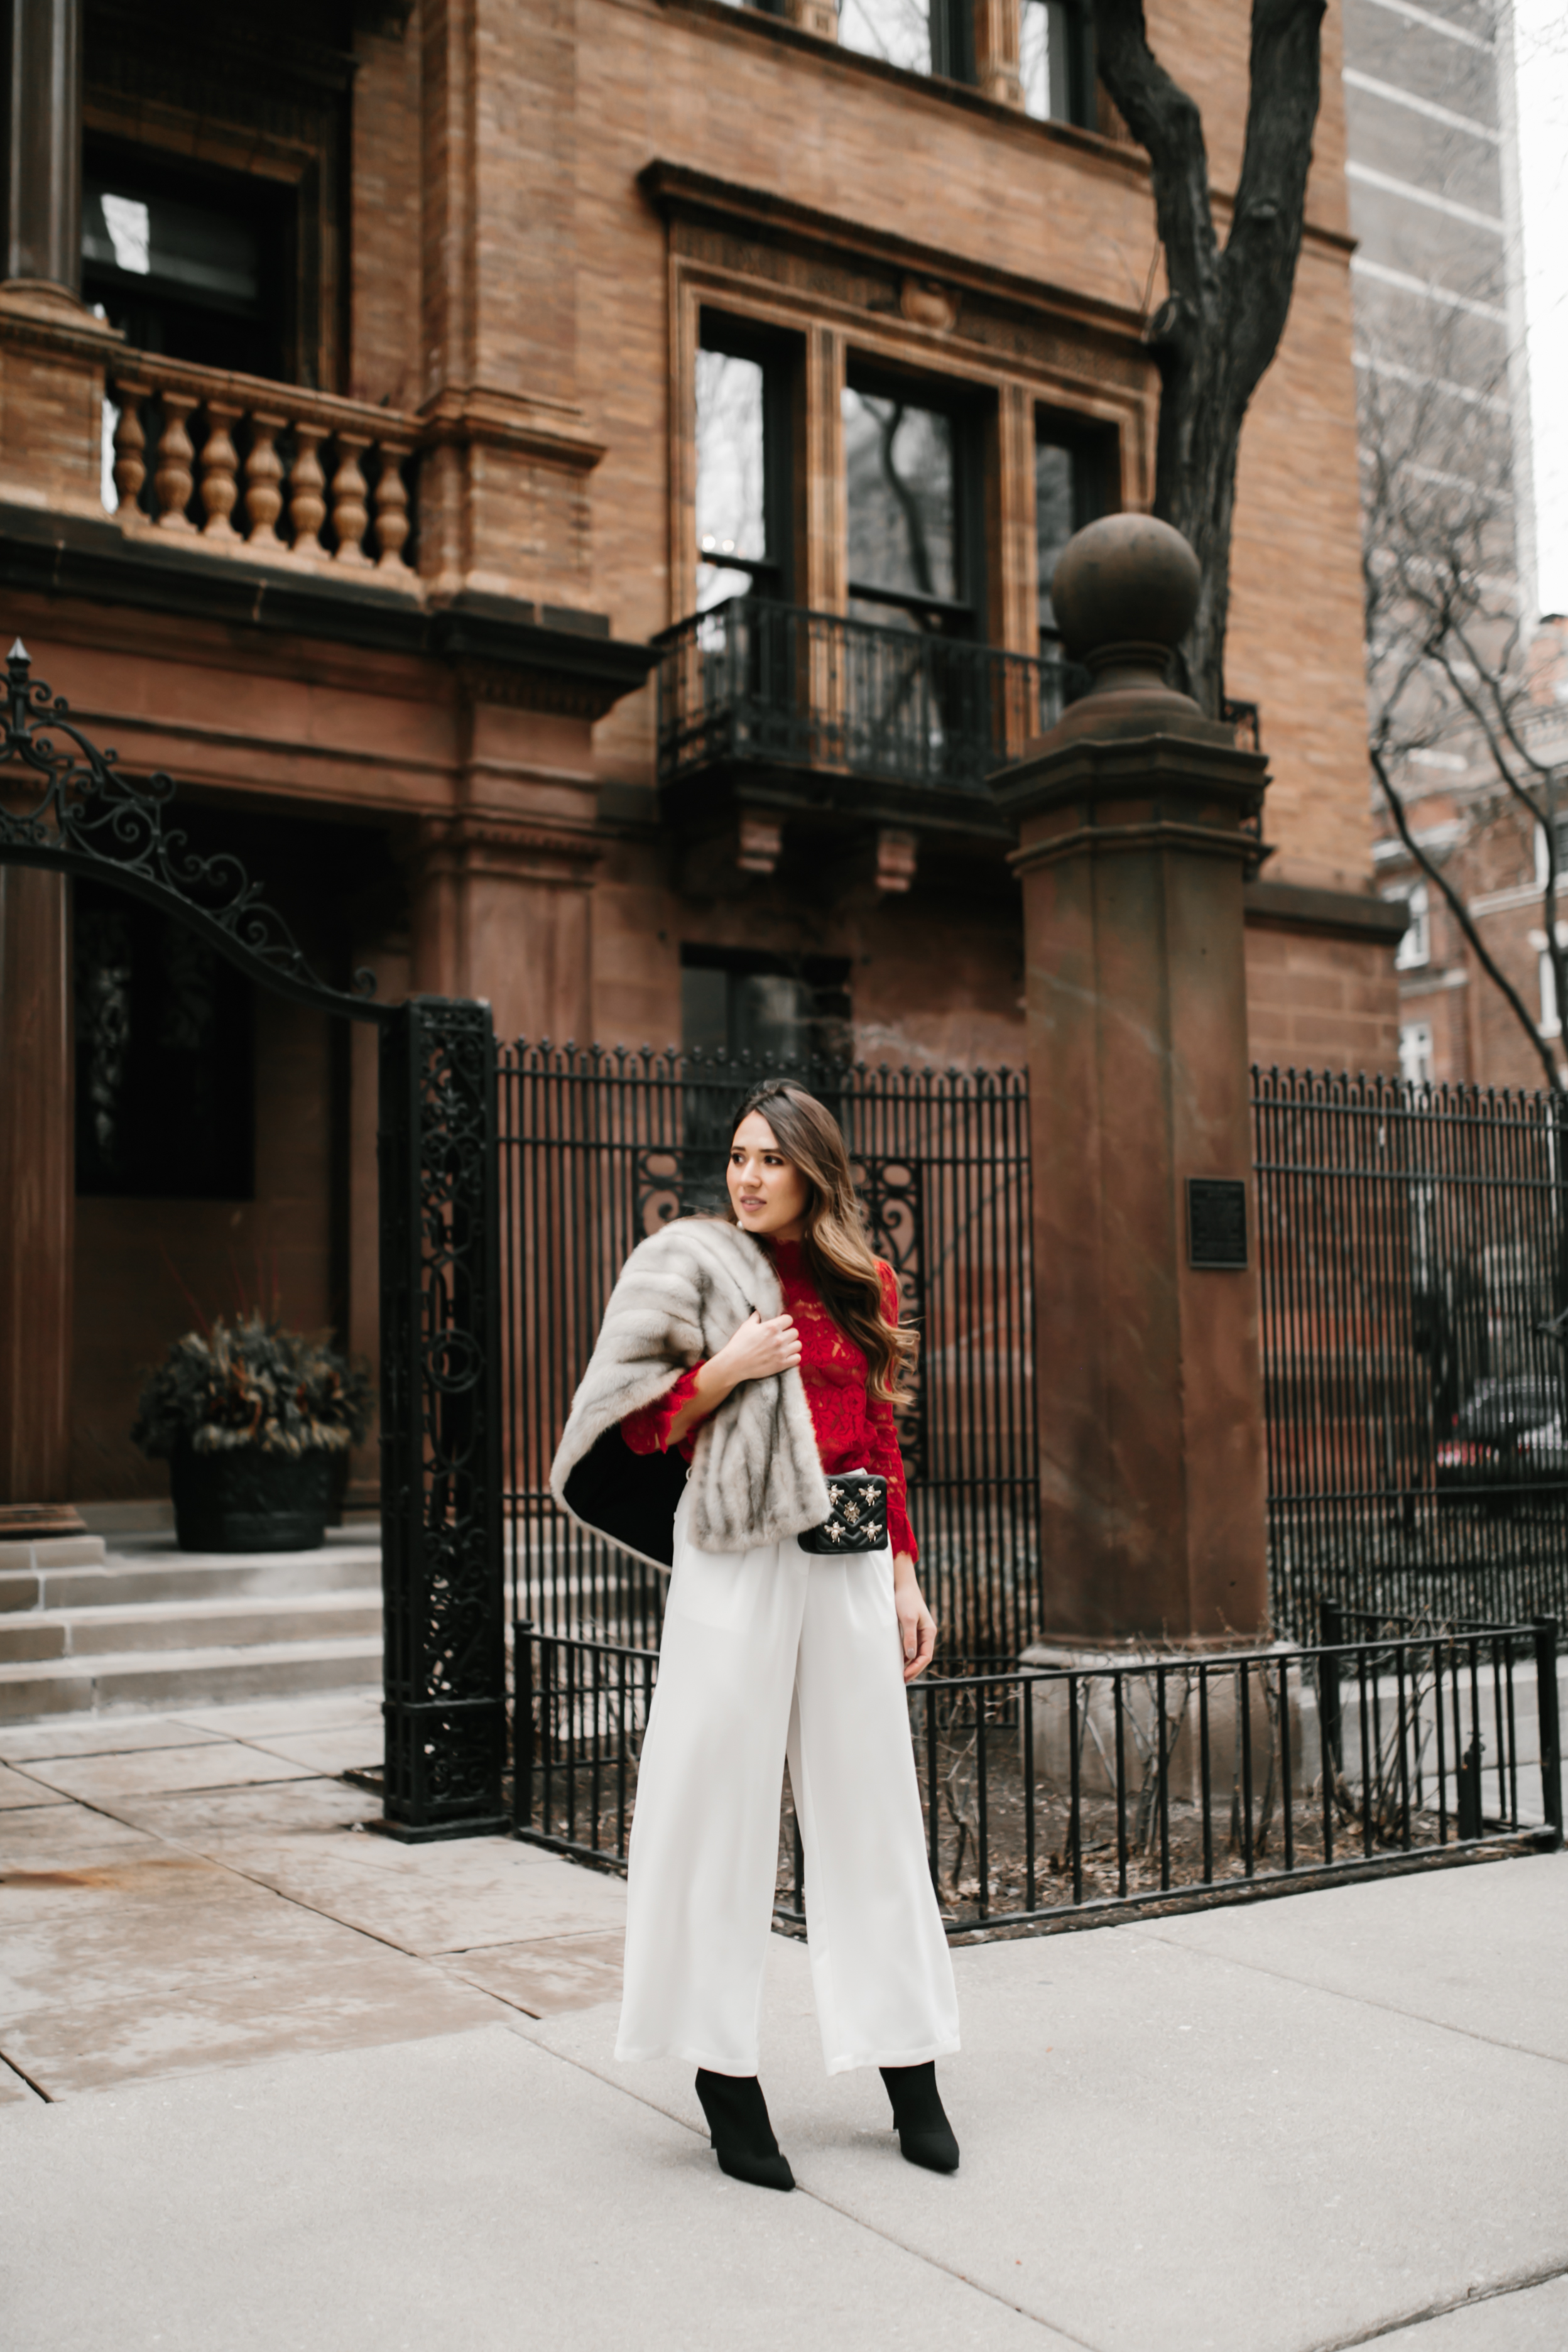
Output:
[0, 0, 1400, 1508]
[1373, 620, 1568, 1093]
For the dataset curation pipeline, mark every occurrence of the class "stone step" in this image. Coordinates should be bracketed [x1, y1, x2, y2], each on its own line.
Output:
[0, 1587, 384, 1666]
[0, 1535, 107, 1579]
[0, 1633, 384, 1723]
[0, 1544, 383, 1615]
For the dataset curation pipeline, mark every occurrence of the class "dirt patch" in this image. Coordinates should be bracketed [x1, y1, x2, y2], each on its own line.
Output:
[0, 1859, 207, 1892]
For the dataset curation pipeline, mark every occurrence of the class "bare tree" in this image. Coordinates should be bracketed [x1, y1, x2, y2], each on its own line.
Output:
[1094, 0, 1326, 717]
[1361, 310, 1568, 1094]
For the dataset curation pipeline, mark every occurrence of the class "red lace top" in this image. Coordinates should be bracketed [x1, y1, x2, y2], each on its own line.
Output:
[620, 1236, 917, 1562]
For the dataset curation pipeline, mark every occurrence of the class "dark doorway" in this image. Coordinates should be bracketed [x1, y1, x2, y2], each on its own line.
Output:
[74, 878, 256, 1200]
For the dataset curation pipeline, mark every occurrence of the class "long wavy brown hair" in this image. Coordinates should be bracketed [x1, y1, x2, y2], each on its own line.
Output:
[729, 1081, 917, 1407]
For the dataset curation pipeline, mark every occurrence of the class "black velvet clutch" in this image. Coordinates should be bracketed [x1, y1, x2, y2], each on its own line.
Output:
[798, 1472, 888, 1555]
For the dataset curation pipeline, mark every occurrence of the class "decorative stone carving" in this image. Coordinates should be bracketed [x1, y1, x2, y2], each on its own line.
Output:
[197, 399, 242, 542]
[415, 813, 603, 890]
[738, 814, 783, 874]
[107, 363, 420, 581]
[900, 278, 958, 332]
[244, 415, 286, 545]
[153, 394, 198, 531]
[874, 827, 918, 893]
[329, 432, 373, 567]
[675, 814, 785, 896]
[651, 166, 1152, 400]
[374, 447, 411, 570]
[289, 426, 327, 555]
[783, 0, 838, 34]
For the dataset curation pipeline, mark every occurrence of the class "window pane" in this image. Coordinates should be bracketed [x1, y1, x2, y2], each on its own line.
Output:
[1035, 442, 1075, 629]
[696, 349, 768, 572]
[1393, 882, 1430, 970]
[81, 156, 287, 378]
[84, 181, 261, 308]
[1020, 1, 1075, 122]
[681, 964, 729, 1055]
[734, 972, 814, 1065]
[838, 0, 932, 77]
[695, 562, 756, 614]
[844, 389, 956, 601]
[1399, 1022, 1435, 1086]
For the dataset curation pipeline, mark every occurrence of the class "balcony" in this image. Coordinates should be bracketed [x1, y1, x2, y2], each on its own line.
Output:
[0, 309, 653, 718]
[655, 596, 1083, 847]
[106, 352, 419, 582]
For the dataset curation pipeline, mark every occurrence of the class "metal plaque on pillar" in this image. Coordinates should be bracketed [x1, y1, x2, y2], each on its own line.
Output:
[1187, 1178, 1249, 1271]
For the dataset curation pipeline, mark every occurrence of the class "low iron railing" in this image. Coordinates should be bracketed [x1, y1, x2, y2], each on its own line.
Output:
[655, 595, 1081, 796]
[513, 1619, 1564, 1933]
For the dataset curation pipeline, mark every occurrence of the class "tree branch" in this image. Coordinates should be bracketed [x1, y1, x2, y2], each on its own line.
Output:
[1092, 0, 1217, 315]
[1372, 746, 1564, 1095]
[1222, 0, 1327, 395]
[1094, 0, 1326, 716]
[1430, 634, 1568, 1071]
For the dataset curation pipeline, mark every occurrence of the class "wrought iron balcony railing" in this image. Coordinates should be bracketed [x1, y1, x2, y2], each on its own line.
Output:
[655, 596, 1083, 800]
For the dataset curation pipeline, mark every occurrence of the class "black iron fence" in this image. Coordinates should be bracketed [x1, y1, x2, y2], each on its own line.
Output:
[0, 640, 508, 1843]
[498, 1045, 1040, 1658]
[514, 1620, 1564, 1929]
[656, 596, 1080, 797]
[1255, 1069, 1568, 1640]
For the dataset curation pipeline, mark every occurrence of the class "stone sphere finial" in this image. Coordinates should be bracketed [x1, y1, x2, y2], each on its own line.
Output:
[1050, 513, 1200, 671]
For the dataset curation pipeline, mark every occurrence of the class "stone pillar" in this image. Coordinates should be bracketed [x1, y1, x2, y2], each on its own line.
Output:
[0, 863, 74, 1505]
[2, 0, 81, 291]
[409, 677, 603, 1045]
[0, 0, 113, 523]
[994, 516, 1271, 1642]
[971, 0, 1023, 107]
[410, 813, 598, 1048]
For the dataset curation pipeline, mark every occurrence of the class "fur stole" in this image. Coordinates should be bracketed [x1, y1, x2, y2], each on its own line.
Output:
[549, 1216, 830, 1570]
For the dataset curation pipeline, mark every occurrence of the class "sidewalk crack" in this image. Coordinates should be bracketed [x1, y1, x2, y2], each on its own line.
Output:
[1138, 1925, 1568, 2069]
[510, 2028, 1103, 2348]
[0, 2047, 53, 2102]
[1307, 2255, 1568, 2349]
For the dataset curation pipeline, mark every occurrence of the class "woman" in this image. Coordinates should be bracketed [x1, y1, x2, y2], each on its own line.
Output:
[551, 1081, 960, 2192]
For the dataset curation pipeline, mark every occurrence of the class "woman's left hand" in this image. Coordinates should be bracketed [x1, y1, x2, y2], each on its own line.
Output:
[893, 1556, 937, 1682]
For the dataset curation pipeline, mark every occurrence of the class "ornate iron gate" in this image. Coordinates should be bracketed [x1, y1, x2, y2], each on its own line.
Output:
[0, 641, 506, 1839]
[496, 1043, 1040, 1660]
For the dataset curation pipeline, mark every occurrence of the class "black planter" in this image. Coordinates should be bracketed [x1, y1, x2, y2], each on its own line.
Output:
[170, 1443, 335, 1554]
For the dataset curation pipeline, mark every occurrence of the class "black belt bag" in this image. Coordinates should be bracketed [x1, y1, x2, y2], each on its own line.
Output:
[798, 1471, 889, 1555]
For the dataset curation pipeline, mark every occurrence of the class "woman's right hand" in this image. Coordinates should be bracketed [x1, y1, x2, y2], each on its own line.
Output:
[665, 1312, 802, 1447]
[714, 1310, 802, 1387]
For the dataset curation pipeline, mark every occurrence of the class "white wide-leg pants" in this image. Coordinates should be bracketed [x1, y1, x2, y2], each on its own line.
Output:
[615, 1489, 961, 2076]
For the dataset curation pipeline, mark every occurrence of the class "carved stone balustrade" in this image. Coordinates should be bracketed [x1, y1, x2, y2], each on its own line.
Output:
[105, 356, 418, 584]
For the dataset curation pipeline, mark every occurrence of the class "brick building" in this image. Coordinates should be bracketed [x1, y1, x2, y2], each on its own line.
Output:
[1373, 618, 1568, 1089]
[1342, 0, 1562, 1090]
[0, 0, 1400, 1513]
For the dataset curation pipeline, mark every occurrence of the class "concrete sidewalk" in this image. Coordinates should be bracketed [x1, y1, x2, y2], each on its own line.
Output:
[1, 1689, 1565, 2352]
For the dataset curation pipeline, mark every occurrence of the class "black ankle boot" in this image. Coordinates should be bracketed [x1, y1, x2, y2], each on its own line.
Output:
[694, 2069, 795, 2191]
[881, 2062, 960, 2174]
